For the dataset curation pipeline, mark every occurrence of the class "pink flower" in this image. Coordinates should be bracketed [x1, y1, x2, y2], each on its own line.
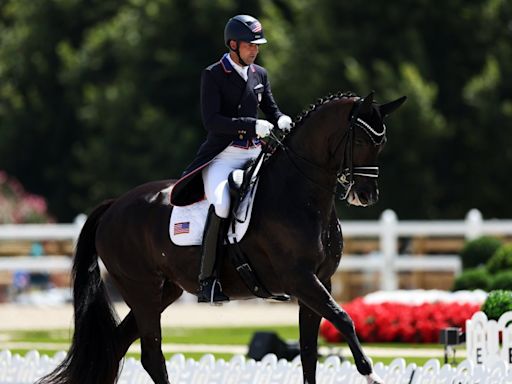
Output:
[0, 170, 52, 223]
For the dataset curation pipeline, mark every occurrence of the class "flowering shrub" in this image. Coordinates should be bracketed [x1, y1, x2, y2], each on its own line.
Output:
[319, 298, 480, 343]
[0, 170, 52, 223]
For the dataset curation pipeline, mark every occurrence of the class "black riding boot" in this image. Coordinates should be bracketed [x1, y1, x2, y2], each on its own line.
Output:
[197, 206, 230, 303]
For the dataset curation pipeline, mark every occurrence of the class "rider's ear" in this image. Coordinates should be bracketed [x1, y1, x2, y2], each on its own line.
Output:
[229, 40, 238, 51]
[359, 91, 374, 114]
[378, 96, 407, 117]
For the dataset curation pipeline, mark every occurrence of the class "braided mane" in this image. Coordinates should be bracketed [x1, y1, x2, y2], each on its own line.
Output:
[264, 91, 358, 159]
[290, 91, 357, 131]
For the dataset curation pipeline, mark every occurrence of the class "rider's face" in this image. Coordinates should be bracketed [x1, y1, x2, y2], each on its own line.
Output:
[231, 41, 259, 65]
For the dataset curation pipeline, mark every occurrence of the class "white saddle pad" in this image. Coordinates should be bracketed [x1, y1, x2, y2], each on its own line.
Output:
[169, 180, 259, 246]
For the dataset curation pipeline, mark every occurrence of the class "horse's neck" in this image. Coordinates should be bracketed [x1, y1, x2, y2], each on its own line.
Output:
[263, 142, 337, 219]
[287, 102, 346, 173]
[261, 100, 350, 220]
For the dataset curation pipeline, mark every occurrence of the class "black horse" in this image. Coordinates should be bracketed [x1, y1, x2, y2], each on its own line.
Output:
[38, 91, 405, 384]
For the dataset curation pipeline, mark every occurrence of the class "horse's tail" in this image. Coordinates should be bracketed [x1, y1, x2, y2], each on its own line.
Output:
[37, 199, 119, 384]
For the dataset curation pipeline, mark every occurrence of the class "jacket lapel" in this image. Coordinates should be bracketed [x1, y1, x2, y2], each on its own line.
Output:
[241, 65, 257, 104]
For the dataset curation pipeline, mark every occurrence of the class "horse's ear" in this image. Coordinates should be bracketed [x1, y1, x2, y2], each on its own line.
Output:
[360, 91, 374, 114]
[378, 96, 407, 117]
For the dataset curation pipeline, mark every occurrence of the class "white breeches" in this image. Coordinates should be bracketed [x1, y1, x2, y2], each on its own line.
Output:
[202, 145, 261, 218]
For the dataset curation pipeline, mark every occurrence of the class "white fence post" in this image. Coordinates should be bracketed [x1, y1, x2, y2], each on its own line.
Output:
[380, 209, 398, 290]
[465, 209, 483, 240]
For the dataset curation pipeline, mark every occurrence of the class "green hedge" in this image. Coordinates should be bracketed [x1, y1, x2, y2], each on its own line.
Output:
[490, 271, 512, 291]
[486, 244, 512, 274]
[481, 290, 512, 320]
[452, 267, 492, 291]
[460, 236, 503, 270]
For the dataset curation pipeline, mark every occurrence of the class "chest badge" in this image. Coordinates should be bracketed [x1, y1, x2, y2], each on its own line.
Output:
[254, 83, 264, 103]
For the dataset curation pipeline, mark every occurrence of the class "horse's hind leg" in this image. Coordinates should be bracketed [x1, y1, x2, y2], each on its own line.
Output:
[140, 282, 183, 383]
[115, 280, 183, 360]
[113, 277, 183, 384]
[116, 311, 138, 359]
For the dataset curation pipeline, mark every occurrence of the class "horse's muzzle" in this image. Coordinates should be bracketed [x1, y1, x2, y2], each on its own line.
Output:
[347, 180, 379, 207]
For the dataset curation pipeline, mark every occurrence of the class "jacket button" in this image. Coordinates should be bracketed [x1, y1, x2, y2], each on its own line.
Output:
[238, 105, 241, 109]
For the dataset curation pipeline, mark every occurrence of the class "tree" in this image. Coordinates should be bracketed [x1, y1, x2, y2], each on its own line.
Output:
[1, 0, 511, 220]
[261, 0, 512, 219]
[0, 0, 124, 219]
[0, 0, 260, 218]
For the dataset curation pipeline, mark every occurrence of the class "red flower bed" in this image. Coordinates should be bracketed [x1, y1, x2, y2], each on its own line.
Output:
[319, 298, 480, 343]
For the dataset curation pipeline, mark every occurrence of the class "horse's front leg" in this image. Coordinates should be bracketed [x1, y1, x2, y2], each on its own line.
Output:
[299, 301, 322, 384]
[286, 271, 383, 384]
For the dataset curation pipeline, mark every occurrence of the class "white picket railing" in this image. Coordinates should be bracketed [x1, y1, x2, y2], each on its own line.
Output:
[466, 311, 512, 368]
[1, 209, 512, 289]
[1, 350, 510, 384]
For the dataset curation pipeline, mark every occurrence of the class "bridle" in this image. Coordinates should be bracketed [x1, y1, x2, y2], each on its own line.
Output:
[335, 99, 386, 199]
[266, 98, 386, 200]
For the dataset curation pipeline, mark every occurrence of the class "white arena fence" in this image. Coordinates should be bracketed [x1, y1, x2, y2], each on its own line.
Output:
[466, 311, 512, 368]
[1, 350, 511, 384]
[2, 208, 512, 292]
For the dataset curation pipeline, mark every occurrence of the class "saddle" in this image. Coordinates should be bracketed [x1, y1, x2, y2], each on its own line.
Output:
[169, 153, 289, 302]
[169, 163, 259, 246]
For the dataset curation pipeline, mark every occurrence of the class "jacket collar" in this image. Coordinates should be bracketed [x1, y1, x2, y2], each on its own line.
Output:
[220, 53, 255, 75]
[220, 53, 233, 73]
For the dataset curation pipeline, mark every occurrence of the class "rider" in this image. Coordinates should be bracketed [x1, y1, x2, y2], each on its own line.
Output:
[170, 14, 292, 303]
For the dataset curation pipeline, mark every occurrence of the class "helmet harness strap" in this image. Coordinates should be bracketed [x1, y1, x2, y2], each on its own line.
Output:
[230, 40, 248, 67]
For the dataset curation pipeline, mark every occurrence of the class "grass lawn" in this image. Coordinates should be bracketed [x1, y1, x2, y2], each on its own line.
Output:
[1, 326, 460, 367]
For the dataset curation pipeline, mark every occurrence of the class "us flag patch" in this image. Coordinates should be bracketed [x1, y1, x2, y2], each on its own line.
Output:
[251, 21, 262, 32]
[174, 222, 190, 235]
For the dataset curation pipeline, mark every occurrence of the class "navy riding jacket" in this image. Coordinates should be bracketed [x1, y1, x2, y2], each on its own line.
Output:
[170, 53, 283, 206]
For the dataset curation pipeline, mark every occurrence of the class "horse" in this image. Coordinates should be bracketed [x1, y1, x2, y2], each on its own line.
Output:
[37, 91, 406, 384]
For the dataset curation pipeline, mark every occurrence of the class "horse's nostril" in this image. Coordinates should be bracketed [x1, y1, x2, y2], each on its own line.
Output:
[353, 185, 379, 206]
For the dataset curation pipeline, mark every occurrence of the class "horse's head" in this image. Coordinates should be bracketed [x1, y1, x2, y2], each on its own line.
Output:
[342, 92, 406, 207]
[277, 91, 405, 208]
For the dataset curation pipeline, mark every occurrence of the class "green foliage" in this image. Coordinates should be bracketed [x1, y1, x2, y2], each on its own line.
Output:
[264, 0, 512, 220]
[1, 0, 512, 220]
[460, 236, 503, 269]
[487, 244, 512, 274]
[481, 290, 512, 321]
[490, 271, 512, 291]
[452, 267, 492, 292]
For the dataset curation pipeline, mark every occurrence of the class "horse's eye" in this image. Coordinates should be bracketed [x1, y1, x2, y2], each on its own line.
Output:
[355, 138, 365, 146]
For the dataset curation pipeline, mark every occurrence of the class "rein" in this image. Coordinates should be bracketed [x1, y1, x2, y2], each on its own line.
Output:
[266, 129, 339, 195]
[265, 99, 383, 200]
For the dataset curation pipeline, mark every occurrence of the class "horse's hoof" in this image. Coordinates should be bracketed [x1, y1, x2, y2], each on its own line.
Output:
[365, 372, 384, 384]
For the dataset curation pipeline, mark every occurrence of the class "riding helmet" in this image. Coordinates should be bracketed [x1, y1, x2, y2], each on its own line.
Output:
[224, 15, 267, 48]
